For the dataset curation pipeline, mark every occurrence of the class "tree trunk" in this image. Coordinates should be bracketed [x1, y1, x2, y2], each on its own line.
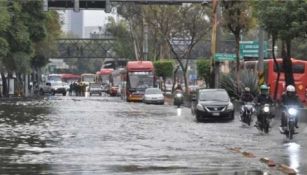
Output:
[172, 66, 179, 93]
[1, 72, 8, 97]
[272, 35, 280, 100]
[281, 40, 294, 86]
[235, 35, 241, 94]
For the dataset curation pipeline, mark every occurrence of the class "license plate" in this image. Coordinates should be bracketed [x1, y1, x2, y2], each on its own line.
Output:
[213, 112, 220, 116]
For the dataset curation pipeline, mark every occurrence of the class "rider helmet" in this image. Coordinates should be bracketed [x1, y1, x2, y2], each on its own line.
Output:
[260, 84, 269, 95]
[286, 85, 295, 96]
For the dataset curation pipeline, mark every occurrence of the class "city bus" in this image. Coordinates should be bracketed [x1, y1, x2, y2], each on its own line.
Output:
[126, 61, 155, 102]
[96, 68, 113, 92]
[243, 58, 307, 103]
[267, 58, 307, 103]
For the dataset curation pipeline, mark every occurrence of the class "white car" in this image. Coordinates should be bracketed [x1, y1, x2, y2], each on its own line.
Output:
[143, 88, 165, 105]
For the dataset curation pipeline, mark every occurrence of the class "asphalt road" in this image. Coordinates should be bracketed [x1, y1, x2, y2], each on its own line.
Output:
[0, 95, 306, 174]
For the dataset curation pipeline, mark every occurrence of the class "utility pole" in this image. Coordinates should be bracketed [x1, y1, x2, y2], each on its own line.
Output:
[258, 28, 265, 86]
[143, 8, 149, 61]
[210, 0, 220, 88]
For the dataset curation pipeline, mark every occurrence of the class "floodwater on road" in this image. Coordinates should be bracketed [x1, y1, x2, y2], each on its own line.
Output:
[0, 96, 306, 174]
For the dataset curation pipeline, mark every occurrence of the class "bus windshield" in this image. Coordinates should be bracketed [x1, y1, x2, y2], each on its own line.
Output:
[274, 63, 305, 74]
[128, 72, 153, 90]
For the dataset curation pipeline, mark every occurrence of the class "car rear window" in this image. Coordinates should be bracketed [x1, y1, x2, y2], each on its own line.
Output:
[199, 90, 229, 102]
[145, 88, 161, 94]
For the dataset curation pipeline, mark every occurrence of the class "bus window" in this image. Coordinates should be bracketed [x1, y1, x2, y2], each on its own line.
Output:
[274, 63, 305, 73]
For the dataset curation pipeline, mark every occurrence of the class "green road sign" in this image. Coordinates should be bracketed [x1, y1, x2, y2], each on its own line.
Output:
[239, 41, 268, 59]
[214, 53, 236, 61]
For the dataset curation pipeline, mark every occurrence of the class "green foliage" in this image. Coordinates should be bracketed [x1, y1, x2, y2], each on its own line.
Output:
[154, 60, 174, 79]
[0, 37, 9, 59]
[196, 59, 211, 84]
[105, 17, 135, 59]
[220, 70, 258, 98]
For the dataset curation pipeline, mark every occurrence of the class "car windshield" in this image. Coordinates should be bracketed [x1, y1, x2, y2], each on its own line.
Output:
[90, 84, 101, 88]
[48, 75, 62, 82]
[199, 90, 229, 102]
[145, 88, 162, 94]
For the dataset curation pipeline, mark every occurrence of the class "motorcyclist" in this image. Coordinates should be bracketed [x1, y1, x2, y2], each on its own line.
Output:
[175, 84, 183, 92]
[241, 87, 254, 103]
[255, 84, 274, 126]
[280, 85, 303, 130]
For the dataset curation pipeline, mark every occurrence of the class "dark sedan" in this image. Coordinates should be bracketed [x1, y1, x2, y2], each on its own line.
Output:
[191, 89, 234, 122]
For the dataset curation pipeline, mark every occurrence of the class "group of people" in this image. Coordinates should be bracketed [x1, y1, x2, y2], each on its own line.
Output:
[69, 81, 87, 96]
[240, 84, 303, 131]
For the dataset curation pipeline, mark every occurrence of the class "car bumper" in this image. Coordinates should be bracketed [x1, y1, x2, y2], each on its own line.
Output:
[128, 95, 144, 102]
[144, 99, 164, 104]
[196, 109, 234, 120]
[52, 88, 66, 93]
[90, 90, 102, 94]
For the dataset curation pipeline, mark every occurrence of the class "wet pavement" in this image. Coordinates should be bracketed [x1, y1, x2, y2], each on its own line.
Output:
[0, 95, 307, 174]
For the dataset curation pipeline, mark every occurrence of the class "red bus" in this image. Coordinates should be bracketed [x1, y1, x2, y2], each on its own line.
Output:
[126, 61, 155, 102]
[267, 58, 307, 103]
[96, 68, 113, 92]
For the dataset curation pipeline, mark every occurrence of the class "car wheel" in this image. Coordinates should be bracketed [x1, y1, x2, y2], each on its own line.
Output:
[196, 113, 202, 122]
[89, 93, 92, 96]
[63, 92, 66, 96]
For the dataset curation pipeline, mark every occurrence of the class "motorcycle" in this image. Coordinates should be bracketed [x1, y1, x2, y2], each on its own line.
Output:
[281, 105, 299, 140]
[174, 91, 184, 108]
[240, 102, 255, 126]
[256, 103, 272, 133]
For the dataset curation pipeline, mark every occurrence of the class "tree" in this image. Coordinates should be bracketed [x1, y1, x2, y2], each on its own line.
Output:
[196, 59, 211, 86]
[154, 60, 173, 90]
[255, 0, 307, 88]
[221, 0, 254, 85]
[105, 17, 135, 59]
[148, 5, 211, 94]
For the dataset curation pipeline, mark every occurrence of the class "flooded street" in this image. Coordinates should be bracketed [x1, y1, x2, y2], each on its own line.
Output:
[0, 96, 307, 174]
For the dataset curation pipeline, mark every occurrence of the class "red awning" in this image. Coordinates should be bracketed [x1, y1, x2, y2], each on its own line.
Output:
[98, 68, 113, 75]
[61, 74, 81, 79]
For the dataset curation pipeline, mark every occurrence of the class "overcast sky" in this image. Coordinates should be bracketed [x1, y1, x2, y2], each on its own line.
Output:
[83, 10, 117, 26]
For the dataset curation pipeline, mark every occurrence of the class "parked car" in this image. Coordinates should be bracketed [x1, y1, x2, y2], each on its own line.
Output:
[89, 83, 103, 96]
[143, 88, 165, 105]
[191, 89, 234, 122]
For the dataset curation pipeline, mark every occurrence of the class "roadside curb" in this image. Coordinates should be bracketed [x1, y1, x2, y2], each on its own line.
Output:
[227, 147, 296, 174]
[260, 157, 276, 167]
[277, 164, 297, 175]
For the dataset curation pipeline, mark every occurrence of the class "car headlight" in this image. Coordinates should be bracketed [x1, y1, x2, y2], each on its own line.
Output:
[263, 106, 270, 113]
[227, 102, 234, 110]
[288, 108, 298, 116]
[197, 104, 204, 111]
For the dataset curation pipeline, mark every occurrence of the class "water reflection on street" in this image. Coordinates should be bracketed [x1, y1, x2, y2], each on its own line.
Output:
[0, 96, 306, 174]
